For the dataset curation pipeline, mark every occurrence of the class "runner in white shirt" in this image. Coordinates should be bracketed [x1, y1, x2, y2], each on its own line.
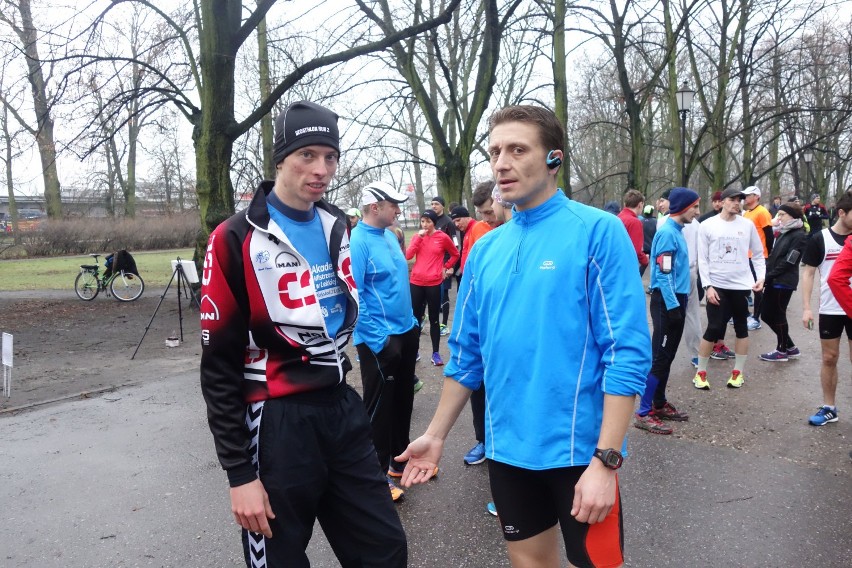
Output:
[694, 187, 765, 389]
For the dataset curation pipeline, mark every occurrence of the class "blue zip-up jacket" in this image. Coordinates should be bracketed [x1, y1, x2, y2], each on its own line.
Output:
[649, 217, 691, 309]
[445, 191, 650, 470]
[350, 221, 418, 353]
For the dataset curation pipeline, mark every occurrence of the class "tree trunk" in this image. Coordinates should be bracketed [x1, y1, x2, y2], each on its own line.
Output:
[406, 102, 427, 214]
[193, 0, 240, 256]
[1, 105, 20, 243]
[258, 16, 274, 180]
[552, 0, 571, 196]
[125, 114, 139, 218]
[16, 0, 61, 217]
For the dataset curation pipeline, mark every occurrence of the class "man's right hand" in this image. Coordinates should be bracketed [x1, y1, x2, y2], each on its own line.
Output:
[394, 434, 444, 488]
[802, 308, 814, 330]
[705, 286, 720, 305]
[230, 479, 275, 538]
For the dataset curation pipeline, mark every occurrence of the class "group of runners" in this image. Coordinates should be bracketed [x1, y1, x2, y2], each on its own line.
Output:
[617, 183, 852, 440]
[198, 100, 649, 567]
[195, 97, 850, 568]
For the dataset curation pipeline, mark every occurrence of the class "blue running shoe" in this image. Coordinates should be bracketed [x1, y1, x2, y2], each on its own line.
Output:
[464, 441, 486, 465]
[430, 352, 444, 366]
[486, 502, 497, 516]
[786, 347, 801, 359]
[759, 350, 788, 362]
[691, 357, 698, 368]
[808, 406, 838, 426]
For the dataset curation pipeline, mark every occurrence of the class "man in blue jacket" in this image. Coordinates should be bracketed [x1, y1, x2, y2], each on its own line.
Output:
[397, 105, 649, 568]
[634, 187, 699, 435]
[350, 181, 420, 503]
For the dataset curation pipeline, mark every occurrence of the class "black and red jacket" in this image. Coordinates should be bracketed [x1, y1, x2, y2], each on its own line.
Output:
[199, 181, 358, 485]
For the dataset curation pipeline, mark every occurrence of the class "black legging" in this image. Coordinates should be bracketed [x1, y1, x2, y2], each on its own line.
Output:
[749, 259, 763, 319]
[760, 286, 796, 351]
[411, 283, 442, 353]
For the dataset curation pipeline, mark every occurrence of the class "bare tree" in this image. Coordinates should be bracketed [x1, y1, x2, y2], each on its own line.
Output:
[360, 0, 523, 205]
[568, 0, 698, 194]
[81, 0, 462, 260]
[0, 0, 62, 217]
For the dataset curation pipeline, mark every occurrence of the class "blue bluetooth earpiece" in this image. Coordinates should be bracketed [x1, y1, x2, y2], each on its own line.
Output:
[546, 150, 562, 169]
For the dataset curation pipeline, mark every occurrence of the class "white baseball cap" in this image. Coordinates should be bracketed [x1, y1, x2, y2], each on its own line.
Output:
[742, 185, 761, 198]
[360, 181, 409, 206]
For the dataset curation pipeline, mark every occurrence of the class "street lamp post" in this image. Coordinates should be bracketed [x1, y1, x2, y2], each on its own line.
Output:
[675, 82, 696, 187]
[804, 150, 814, 199]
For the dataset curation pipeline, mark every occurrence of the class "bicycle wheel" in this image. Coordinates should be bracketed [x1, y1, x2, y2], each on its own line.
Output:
[74, 271, 100, 301]
[110, 271, 144, 302]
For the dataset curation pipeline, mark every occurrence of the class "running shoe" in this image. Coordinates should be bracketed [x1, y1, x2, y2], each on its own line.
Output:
[653, 401, 689, 421]
[808, 406, 838, 426]
[786, 347, 801, 359]
[719, 344, 736, 359]
[747, 294, 754, 307]
[693, 371, 710, 390]
[711, 344, 728, 360]
[691, 357, 698, 368]
[413, 378, 424, 394]
[759, 350, 789, 362]
[439, 324, 449, 336]
[431, 352, 444, 366]
[633, 413, 673, 434]
[387, 476, 404, 502]
[387, 464, 405, 478]
[747, 316, 762, 330]
[416, 351, 421, 362]
[486, 502, 498, 516]
[726, 370, 744, 388]
[464, 441, 486, 465]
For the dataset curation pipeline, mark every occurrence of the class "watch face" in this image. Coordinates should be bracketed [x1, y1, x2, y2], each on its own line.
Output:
[597, 449, 623, 469]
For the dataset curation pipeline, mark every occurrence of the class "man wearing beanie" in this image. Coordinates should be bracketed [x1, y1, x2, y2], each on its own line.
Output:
[698, 190, 723, 223]
[200, 101, 407, 567]
[450, 205, 491, 275]
[634, 188, 699, 434]
[694, 187, 766, 390]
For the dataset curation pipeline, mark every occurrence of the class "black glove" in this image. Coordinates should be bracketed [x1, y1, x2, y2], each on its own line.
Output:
[667, 307, 683, 323]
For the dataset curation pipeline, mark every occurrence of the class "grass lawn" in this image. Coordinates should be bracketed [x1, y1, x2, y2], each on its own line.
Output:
[0, 249, 195, 291]
[0, 225, 425, 291]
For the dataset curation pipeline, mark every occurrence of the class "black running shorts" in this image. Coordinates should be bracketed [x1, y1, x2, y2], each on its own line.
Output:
[818, 313, 852, 340]
[488, 460, 624, 568]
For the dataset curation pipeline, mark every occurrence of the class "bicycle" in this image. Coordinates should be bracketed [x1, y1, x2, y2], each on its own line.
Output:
[74, 253, 145, 302]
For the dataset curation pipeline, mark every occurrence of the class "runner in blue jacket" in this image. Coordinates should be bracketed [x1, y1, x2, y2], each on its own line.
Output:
[397, 105, 649, 568]
[634, 188, 699, 435]
[350, 181, 419, 502]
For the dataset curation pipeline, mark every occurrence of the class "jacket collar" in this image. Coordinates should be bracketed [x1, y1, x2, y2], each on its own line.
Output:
[512, 190, 567, 226]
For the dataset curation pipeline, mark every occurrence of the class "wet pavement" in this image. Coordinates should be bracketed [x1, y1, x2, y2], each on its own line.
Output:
[1, 289, 851, 567]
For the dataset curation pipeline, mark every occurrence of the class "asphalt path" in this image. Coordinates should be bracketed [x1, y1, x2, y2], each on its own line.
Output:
[1, 288, 851, 567]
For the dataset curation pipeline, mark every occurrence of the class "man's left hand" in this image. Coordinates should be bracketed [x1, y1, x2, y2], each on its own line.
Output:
[571, 460, 617, 524]
[752, 279, 765, 293]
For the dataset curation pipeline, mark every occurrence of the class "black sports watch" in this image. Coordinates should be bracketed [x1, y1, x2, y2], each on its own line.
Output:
[593, 448, 623, 470]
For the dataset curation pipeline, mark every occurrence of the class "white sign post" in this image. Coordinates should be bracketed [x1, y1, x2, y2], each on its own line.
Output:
[2, 332, 11, 398]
